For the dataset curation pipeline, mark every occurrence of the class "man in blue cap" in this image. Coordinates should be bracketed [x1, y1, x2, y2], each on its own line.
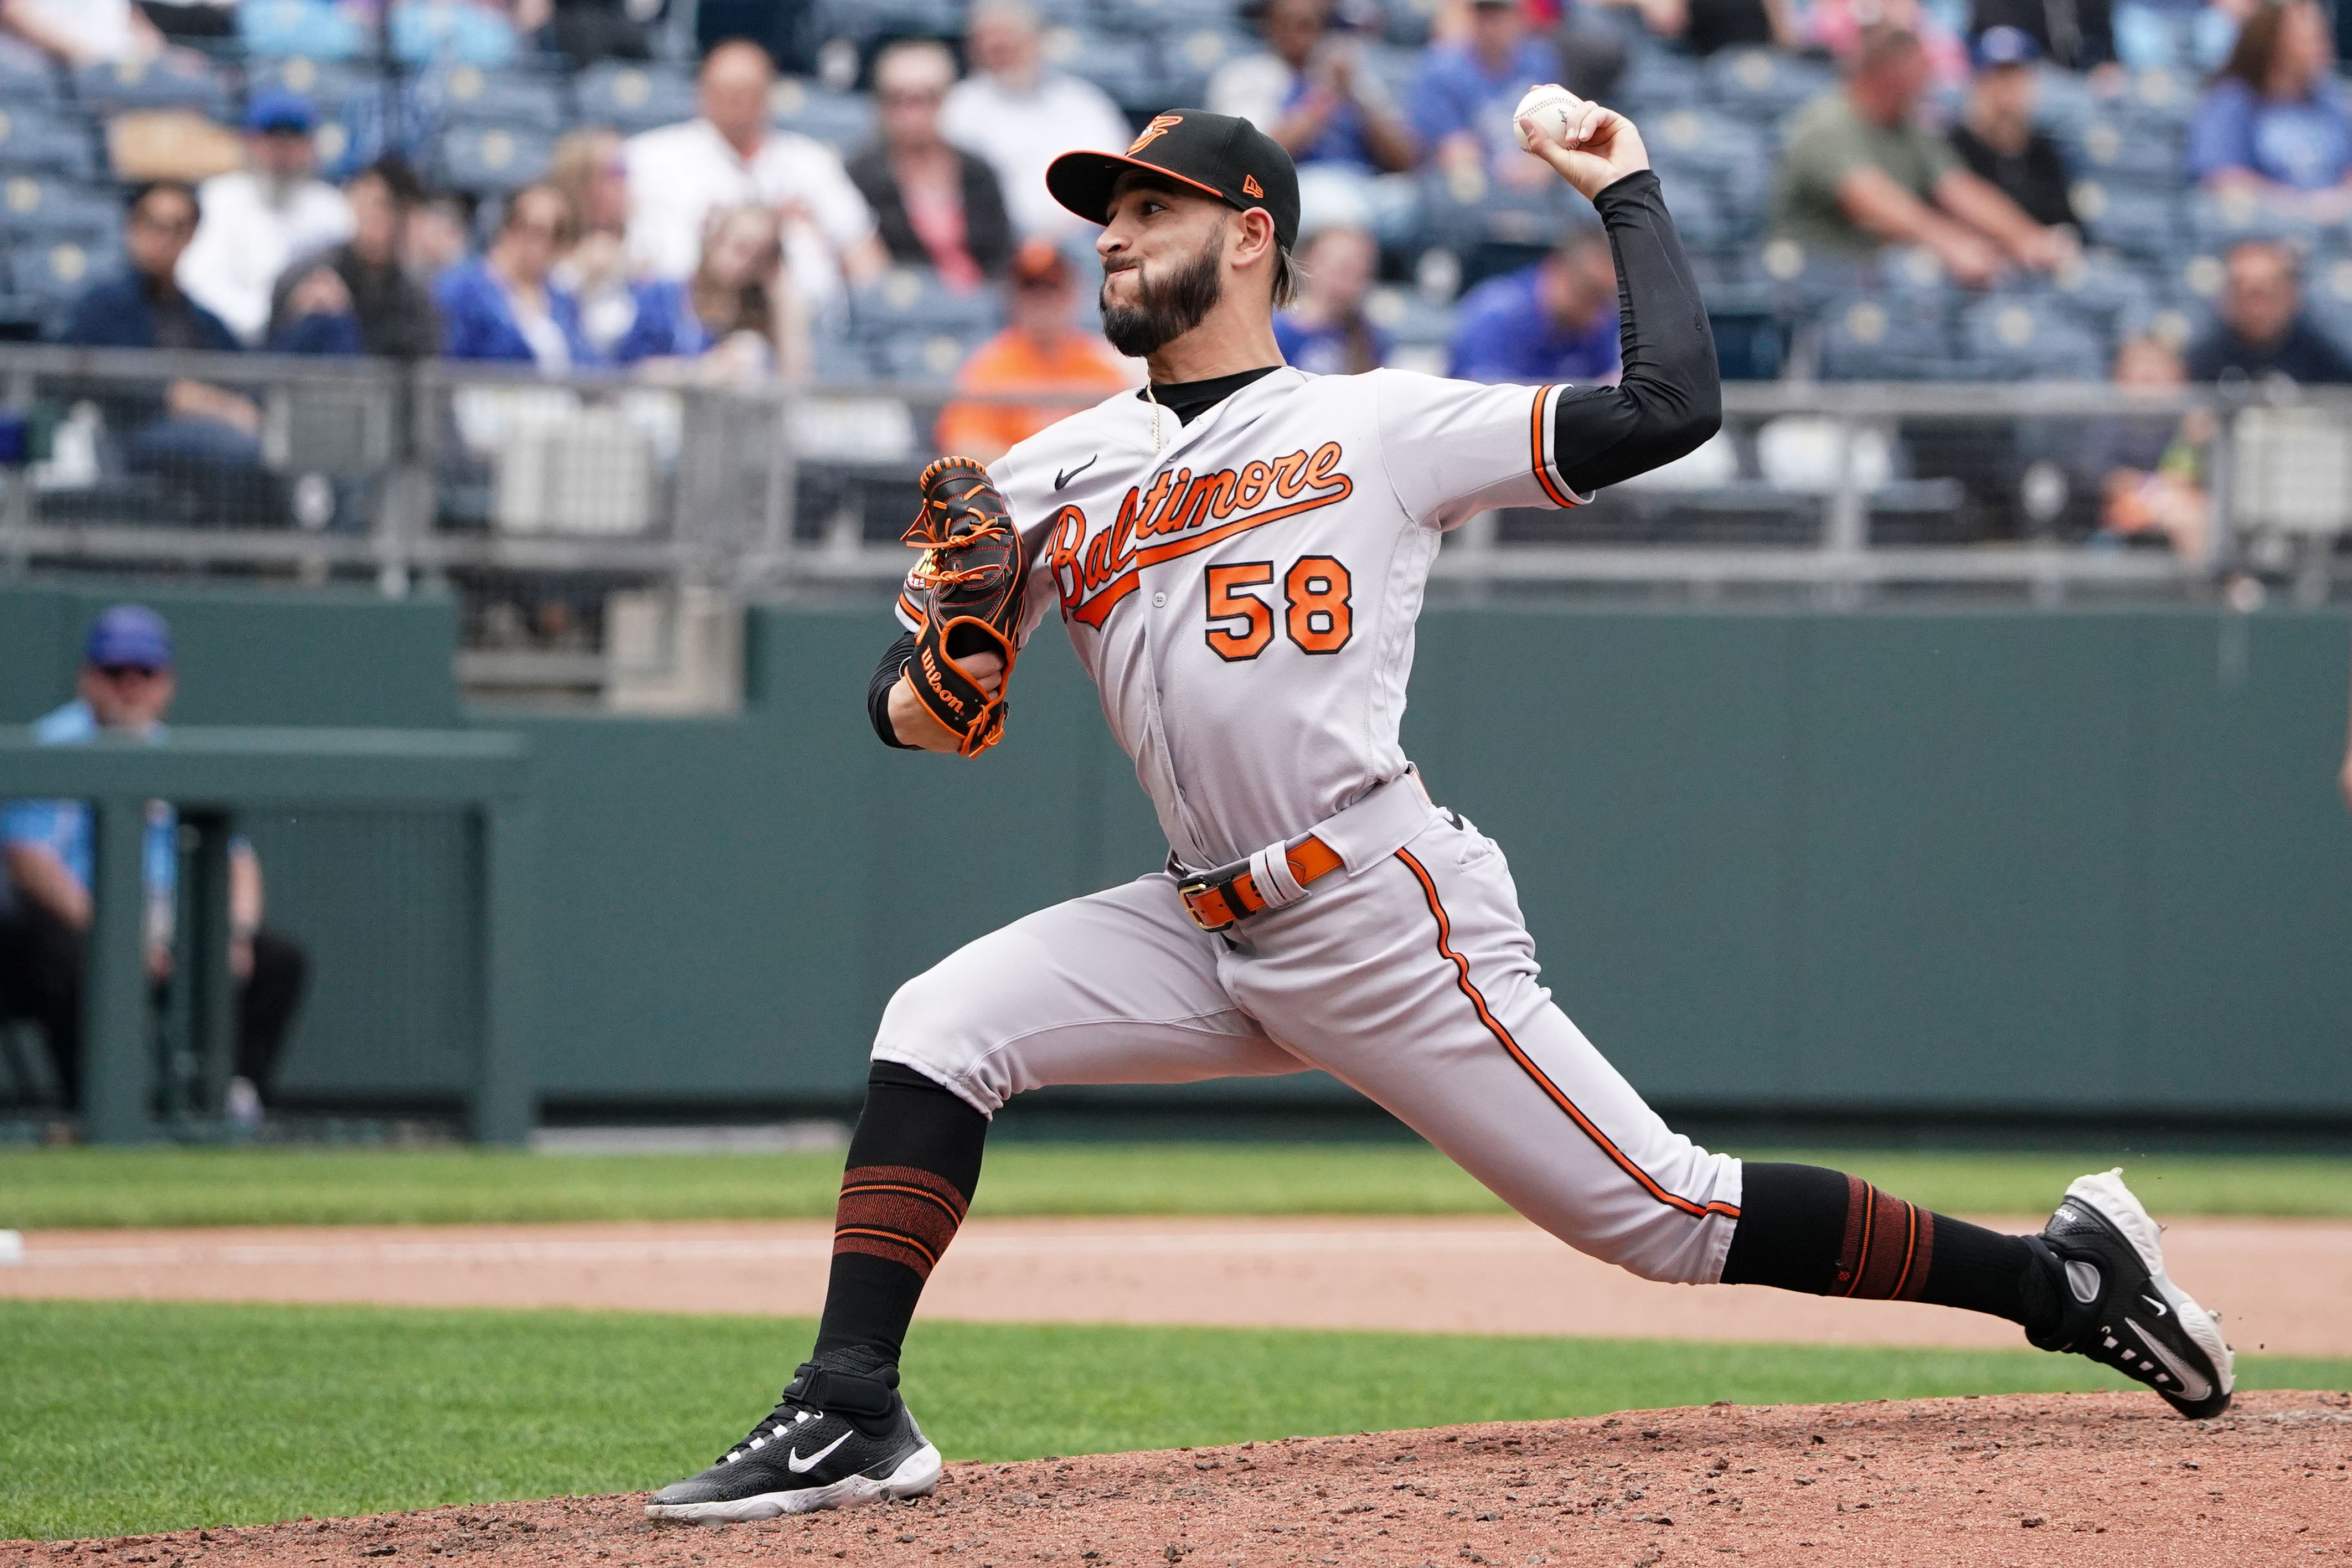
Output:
[0, 605, 308, 1130]
[178, 89, 355, 345]
[1948, 25, 2081, 234]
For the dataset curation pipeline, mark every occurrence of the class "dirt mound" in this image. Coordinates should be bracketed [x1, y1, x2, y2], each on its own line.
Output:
[14, 1391, 2350, 1565]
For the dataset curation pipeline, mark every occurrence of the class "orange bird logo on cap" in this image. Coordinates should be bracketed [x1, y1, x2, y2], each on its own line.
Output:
[1128, 114, 1183, 154]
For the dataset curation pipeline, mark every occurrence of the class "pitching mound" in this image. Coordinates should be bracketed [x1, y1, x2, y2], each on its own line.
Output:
[15, 1391, 2349, 1565]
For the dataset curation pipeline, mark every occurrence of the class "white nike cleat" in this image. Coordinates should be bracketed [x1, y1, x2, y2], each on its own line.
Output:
[646, 1355, 941, 1522]
[2025, 1168, 2235, 1420]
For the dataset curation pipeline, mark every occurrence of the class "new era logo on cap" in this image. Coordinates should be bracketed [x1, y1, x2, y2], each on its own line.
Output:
[1047, 109, 1300, 252]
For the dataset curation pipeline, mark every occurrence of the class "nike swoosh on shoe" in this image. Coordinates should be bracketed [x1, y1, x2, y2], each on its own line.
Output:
[788, 1432, 853, 1474]
[2126, 1319, 2211, 1403]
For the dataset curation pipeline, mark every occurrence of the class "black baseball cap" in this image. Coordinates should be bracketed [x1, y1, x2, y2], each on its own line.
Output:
[1046, 110, 1300, 252]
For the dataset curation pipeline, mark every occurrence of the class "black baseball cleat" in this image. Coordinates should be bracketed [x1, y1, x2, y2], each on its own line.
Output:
[2026, 1169, 2234, 1420]
[645, 1355, 941, 1523]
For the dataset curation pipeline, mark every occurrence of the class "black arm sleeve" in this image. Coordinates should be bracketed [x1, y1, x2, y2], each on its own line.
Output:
[867, 630, 920, 750]
[1551, 168, 1723, 497]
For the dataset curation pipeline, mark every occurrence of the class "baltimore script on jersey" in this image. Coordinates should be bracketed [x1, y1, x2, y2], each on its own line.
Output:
[1048, 440, 1352, 628]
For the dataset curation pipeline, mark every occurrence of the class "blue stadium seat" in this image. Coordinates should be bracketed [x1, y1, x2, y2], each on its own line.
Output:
[6, 234, 121, 311]
[2186, 187, 2317, 250]
[1383, 0, 1440, 45]
[2114, 66, 2196, 131]
[816, 0, 964, 41]
[435, 122, 554, 193]
[1744, 235, 1869, 316]
[2071, 180, 2180, 259]
[767, 78, 875, 152]
[1040, 29, 1162, 111]
[431, 63, 569, 131]
[1610, 49, 1706, 115]
[1957, 294, 2111, 380]
[1116, 0, 1246, 32]
[1363, 285, 1456, 350]
[878, 329, 989, 380]
[246, 55, 385, 118]
[1817, 293, 1959, 379]
[1160, 27, 1255, 106]
[0, 108, 100, 181]
[0, 176, 118, 244]
[2061, 115, 2184, 190]
[1703, 47, 1835, 123]
[1644, 107, 1772, 193]
[849, 268, 1005, 342]
[2036, 249, 2163, 338]
[1409, 165, 1577, 252]
[0, 42, 61, 107]
[574, 61, 697, 133]
[1657, 176, 1734, 252]
[71, 55, 231, 118]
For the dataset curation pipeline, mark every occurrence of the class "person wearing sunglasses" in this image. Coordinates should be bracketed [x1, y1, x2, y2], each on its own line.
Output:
[0, 605, 308, 1133]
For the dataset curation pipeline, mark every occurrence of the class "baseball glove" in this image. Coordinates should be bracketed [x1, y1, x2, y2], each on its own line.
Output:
[899, 456, 1027, 757]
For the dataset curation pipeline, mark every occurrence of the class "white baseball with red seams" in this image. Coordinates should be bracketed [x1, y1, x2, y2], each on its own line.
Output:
[883, 364, 1745, 1286]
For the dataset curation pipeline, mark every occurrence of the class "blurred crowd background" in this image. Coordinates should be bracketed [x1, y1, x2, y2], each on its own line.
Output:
[8, 0, 2352, 596]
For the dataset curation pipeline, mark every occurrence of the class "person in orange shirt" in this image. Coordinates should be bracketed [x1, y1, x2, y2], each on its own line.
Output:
[934, 239, 1134, 462]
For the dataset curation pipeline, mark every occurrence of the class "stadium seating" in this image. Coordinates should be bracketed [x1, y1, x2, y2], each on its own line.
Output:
[432, 63, 569, 131]
[435, 122, 555, 194]
[0, 177, 119, 246]
[0, 43, 61, 108]
[0, 109, 101, 182]
[71, 55, 233, 119]
[1817, 294, 1962, 380]
[1041, 28, 1161, 111]
[575, 61, 698, 134]
[1958, 293, 2111, 380]
[246, 54, 384, 118]
[767, 78, 874, 151]
[1703, 46, 1835, 123]
[5, 235, 122, 318]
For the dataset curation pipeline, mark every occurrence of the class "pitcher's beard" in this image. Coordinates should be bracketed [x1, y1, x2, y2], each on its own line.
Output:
[1099, 233, 1225, 359]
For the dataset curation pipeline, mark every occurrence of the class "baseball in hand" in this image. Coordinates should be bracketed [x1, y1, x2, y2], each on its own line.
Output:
[1512, 84, 1584, 152]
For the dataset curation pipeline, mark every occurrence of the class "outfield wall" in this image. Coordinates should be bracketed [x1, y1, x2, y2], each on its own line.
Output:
[4, 583, 2349, 1127]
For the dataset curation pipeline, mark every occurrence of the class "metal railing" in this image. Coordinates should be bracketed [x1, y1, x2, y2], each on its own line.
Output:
[4, 345, 2348, 682]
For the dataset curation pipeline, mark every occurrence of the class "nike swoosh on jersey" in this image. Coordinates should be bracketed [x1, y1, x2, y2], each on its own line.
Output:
[787, 1432, 853, 1473]
[2126, 1318, 2210, 1401]
[1055, 455, 1099, 490]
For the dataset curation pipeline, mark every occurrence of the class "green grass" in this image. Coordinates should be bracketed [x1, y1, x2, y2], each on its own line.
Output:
[4, 1299, 2345, 1542]
[5, 1144, 2352, 1230]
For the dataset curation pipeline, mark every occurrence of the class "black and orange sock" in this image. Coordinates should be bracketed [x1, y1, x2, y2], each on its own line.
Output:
[1721, 1162, 2051, 1330]
[810, 1060, 988, 1368]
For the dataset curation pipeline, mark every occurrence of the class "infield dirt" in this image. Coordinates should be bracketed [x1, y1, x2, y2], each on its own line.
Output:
[12, 1391, 2348, 1566]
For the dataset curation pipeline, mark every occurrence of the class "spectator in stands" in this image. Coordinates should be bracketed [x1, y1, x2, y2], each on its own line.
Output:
[1970, 0, 2117, 70]
[178, 92, 355, 347]
[436, 182, 596, 372]
[626, 38, 888, 305]
[0, 605, 308, 1129]
[2186, 237, 2352, 380]
[1273, 223, 1391, 375]
[551, 126, 649, 360]
[1411, 0, 1564, 187]
[1949, 26, 2081, 233]
[60, 182, 277, 517]
[1807, 0, 1970, 81]
[139, 0, 236, 41]
[1772, 25, 2073, 287]
[0, 0, 163, 65]
[1211, 0, 1419, 178]
[267, 158, 441, 359]
[2085, 334, 2211, 556]
[406, 192, 472, 276]
[933, 239, 1131, 463]
[2186, 0, 2352, 200]
[848, 39, 1017, 288]
[942, 0, 1139, 241]
[1447, 223, 1621, 383]
[613, 203, 808, 382]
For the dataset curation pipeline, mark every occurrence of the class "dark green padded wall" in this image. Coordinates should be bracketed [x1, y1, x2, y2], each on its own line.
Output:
[6, 582, 2348, 1121]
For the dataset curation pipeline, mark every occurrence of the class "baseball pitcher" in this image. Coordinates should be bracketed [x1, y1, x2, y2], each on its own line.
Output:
[647, 96, 2232, 1522]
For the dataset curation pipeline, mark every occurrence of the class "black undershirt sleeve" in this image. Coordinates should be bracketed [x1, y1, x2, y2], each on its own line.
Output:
[1551, 168, 1722, 498]
[868, 630, 920, 749]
